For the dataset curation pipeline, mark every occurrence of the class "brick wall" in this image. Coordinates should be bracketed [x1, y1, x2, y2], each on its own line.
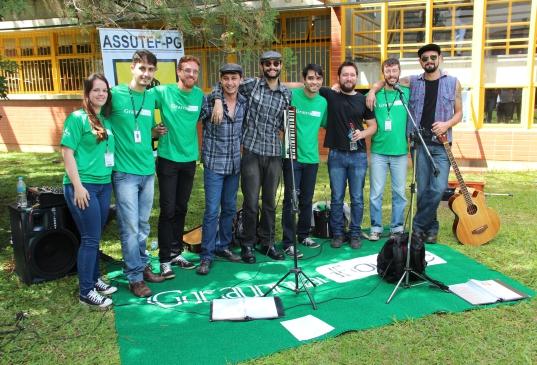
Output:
[2, 100, 537, 168]
[1, 100, 80, 152]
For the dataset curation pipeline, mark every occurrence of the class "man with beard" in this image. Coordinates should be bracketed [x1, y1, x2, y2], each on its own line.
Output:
[211, 51, 291, 263]
[367, 58, 409, 241]
[320, 61, 377, 250]
[110, 50, 166, 298]
[366, 43, 462, 244]
[153, 55, 204, 278]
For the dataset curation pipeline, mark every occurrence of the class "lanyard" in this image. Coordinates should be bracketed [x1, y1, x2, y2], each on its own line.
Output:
[383, 88, 399, 116]
[129, 88, 146, 130]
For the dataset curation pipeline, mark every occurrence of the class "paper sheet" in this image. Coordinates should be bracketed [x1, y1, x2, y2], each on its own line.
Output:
[280, 315, 334, 341]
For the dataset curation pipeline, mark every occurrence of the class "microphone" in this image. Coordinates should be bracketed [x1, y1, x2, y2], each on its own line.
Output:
[392, 82, 403, 93]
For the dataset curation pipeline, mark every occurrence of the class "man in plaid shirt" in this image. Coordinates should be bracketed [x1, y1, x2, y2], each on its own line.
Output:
[211, 51, 291, 263]
[197, 63, 246, 275]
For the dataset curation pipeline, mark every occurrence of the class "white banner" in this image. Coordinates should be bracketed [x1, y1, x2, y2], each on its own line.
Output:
[98, 28, 184, 87]
[316, 251, 447, 283]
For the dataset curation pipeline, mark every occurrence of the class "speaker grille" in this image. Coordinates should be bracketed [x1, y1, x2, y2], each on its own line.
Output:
[29, 229, 78, 279]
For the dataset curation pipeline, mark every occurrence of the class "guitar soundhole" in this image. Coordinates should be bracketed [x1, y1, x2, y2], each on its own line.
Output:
[467, 204, 478, 215]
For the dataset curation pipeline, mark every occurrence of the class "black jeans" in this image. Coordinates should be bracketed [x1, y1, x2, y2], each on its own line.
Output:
[240, 149, 281, 248]
[156, 157, 196, 263]
[281, 159, 318, 249]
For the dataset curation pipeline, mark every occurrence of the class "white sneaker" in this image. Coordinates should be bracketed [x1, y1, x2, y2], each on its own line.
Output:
[300, 237, 320, 248]
[369, 232, 381, 241]
[95, 278, 118, 295]
[160, 262, 175, 279]
[79, 289, 113, 310]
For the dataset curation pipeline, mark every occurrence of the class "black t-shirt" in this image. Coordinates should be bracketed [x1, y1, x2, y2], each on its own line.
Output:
[320, 87, 375, 152]
[420, 79, 439, 141]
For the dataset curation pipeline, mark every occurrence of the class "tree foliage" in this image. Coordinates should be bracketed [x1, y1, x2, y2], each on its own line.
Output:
[66, 0, 278, 55]
[0, 57, 18, 100]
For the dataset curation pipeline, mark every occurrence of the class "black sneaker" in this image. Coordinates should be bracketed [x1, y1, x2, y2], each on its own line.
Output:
[79, 289, 113, 310]
[160, 262, 175, 279]
[95, 278, 118, 295]
[171, 254, 196, 269]
[284, 246, 304, 259]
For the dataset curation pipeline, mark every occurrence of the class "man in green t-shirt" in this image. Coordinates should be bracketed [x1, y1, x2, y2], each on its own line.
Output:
[368, 58, 409, 241]
[281, 64, 327, 258]
[110, 50, 167, 298]
[153, 55, 204, 278]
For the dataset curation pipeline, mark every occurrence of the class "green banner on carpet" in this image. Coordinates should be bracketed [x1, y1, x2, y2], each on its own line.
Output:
[109, 241, 533, 365]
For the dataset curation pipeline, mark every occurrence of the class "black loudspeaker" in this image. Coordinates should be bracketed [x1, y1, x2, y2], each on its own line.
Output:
[8, 203, 80, 284]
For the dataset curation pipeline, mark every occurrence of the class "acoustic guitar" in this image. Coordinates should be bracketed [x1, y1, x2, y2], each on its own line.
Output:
[436, 133, 500, 246]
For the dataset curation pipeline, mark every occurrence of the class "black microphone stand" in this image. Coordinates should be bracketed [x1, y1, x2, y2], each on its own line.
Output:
[264, 108, 317, 309]
[386, 85, 449, 304]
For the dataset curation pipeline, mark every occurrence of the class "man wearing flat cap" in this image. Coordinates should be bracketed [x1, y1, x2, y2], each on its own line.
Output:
[197, 64, 246, 275]
[366, 43, 462, 244]
[211, 50, 291, 264]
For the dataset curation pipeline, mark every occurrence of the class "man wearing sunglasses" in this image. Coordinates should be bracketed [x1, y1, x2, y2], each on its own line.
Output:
[366, 43, 462, 244]
[210, 51, 291, 264]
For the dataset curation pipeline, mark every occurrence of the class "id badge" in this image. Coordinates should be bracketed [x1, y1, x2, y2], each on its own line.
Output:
[134, 130, 142, 143]
[385, 118, 392, 131]
[104, 152, 115, 167]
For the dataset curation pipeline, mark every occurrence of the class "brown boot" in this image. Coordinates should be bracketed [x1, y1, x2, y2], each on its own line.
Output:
[129, 281, 152, 297]
[144, 265, 165, 283]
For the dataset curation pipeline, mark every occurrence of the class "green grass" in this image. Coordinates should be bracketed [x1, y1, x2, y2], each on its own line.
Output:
[0, 152, 536, 365]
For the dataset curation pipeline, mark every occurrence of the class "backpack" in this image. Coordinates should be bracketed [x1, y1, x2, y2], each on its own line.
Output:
[377, 232, 427, 283]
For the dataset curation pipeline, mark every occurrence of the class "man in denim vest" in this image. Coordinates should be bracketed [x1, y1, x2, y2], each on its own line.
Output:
[366, 43, 462, 244]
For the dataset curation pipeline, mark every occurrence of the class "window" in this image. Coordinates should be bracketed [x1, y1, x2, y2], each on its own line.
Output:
[485, 0, 531, 56]
[483, 88, 522, 124]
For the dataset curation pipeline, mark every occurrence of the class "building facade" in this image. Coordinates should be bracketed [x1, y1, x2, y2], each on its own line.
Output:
[1, 0, 536, 169]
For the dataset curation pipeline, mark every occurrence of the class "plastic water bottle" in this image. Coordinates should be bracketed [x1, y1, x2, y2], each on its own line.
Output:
[16, 176, 27, 208]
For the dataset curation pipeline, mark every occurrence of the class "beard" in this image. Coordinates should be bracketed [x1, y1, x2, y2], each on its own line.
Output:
[340, 82, 355, 93]
[385, 77, 399, 87]
[423, 63, 438, 73]
[263, 69, 281, 80]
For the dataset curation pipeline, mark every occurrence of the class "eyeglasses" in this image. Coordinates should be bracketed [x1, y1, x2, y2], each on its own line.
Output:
[420, 55, 438, 62]
[262, 60, 281, 68]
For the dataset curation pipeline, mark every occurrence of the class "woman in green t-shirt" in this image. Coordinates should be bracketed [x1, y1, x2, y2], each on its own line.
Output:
[61, 73, 117, 310]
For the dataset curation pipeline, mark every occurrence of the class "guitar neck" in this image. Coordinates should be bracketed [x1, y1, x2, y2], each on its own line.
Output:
[441, 140, 473, 206]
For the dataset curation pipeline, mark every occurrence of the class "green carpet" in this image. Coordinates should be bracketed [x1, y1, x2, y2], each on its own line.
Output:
[109, 240, 533, 365]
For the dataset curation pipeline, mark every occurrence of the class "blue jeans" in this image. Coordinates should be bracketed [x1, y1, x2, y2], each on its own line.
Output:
[369, 153, 408, 234]
[281, 159, 318, 248]
[327, 149, 368, 238]
[413, 144, 450, 236]
[112, 172, 154, 283]
[200, 168, 240, 261]
[64, 183, 112, 296]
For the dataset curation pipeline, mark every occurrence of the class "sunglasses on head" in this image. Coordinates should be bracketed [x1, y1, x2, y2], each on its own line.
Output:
[262, 60, 281, 68]
[420, 55, 438, 62]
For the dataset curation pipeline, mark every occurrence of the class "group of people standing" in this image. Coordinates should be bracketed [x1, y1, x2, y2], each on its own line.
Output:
[60, 43, 461, 310]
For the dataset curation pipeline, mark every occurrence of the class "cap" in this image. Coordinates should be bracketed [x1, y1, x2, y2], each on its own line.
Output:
[219, 63, 243, 76]
[418, 43, 441, 57]
[260, 50, 282, 61]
